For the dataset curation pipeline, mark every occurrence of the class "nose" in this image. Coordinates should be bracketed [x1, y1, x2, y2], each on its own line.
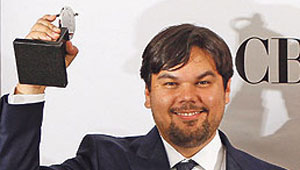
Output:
[177, 84, 199, 104]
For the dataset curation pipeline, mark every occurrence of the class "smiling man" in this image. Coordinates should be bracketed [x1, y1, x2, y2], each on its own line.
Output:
[0, 16, 286, 170]
[145, 45, 230, 158]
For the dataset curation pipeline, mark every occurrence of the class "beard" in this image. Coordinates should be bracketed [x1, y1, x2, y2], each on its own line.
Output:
[166, 116, 211, 148]
[164, 104, 212, 148]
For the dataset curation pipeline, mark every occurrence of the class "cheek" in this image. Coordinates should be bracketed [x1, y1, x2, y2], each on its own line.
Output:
[201, 90, 222, 106]
[203, 90, 225, 121]
[150, 88, 176, 108]
[207, 95, 214, 103]
[150, 91, 174, 120]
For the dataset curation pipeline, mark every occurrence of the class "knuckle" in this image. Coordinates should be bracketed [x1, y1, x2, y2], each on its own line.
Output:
[27, 32, 39, 39]
[25, 33, 33, 39]
[49, 24, 56, 29]
[30, 24, 37, 30]
[37, 18, 45, 23]
[40, 32, 48, 37]
[37, 19, 51, 26]
[42, 14, 50, 19]
[31, 23, 42, 31]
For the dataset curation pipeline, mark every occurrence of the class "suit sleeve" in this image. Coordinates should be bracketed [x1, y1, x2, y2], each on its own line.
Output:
[0, 94, 44, 170]
[44, 135, 100, 170]
[0, 95, 98, 170]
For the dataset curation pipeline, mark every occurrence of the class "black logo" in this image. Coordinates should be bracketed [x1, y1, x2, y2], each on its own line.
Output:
[236, 37, 300, 84]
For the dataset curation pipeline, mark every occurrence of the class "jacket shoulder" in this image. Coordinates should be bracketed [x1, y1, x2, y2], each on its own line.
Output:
[81, 133, 146, 154]
[228, 145, 286, 170]
[219, 131, 286, 170]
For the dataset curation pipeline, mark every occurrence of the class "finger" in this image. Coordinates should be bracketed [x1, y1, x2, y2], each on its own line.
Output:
[36, 19, 61, 33]
[25, 31, 52, 41]
[41, 14, 57, 22]
[31, 23, 60, 40]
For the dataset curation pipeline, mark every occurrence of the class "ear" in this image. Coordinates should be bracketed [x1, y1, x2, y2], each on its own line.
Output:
[225, 79, 231, 104]
[144, 86, 151, 108]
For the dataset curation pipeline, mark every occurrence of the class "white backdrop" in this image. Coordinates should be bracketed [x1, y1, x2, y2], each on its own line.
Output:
[1, 0, 300, 169]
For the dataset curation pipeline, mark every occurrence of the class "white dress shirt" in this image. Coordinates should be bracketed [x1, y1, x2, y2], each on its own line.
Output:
[8, 90, 226, 170]
[161, 132, 226, 170]
[8, 88, 45, 104]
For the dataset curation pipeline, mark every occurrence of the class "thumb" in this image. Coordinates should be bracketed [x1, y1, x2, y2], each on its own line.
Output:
[66, 41, 78, 55]
[65, 41, 79, 67]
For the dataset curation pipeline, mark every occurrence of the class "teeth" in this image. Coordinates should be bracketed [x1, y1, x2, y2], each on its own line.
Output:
[175, 111, 201, 116]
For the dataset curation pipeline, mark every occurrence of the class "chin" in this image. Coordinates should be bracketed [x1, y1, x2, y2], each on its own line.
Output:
[167, 119, 213, 148]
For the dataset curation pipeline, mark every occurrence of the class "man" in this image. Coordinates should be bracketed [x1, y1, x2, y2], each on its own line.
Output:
[0, 15, 285, 170]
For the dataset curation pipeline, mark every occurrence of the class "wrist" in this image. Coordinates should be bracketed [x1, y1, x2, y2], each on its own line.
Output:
[15, 83, 46, 95]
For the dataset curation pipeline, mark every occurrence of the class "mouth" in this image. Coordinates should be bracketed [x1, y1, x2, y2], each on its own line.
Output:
[174, 111, 203, 116]
[171, 109, 208, 120]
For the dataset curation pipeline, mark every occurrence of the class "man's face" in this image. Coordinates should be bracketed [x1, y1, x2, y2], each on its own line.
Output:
[144, 46, 231, 149]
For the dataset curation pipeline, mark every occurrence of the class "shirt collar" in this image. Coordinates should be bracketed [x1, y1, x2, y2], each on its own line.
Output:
[161, 131, 225, 169]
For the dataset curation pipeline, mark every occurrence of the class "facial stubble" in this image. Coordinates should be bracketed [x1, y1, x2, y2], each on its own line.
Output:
[167, 117, 211, 148]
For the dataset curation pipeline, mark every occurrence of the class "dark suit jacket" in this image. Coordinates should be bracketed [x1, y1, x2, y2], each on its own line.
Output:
[0, 95, 286, 170]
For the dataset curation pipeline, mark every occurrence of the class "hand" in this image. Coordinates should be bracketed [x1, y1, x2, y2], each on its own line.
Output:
[15, 15, 79, 95]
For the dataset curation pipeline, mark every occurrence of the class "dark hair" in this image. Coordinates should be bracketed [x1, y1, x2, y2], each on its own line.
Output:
[140, 24, 233, 90]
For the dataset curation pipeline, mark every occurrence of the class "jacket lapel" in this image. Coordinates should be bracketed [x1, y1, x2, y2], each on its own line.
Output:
[128, 126, 170, 170]
[219, 131, 242, 170]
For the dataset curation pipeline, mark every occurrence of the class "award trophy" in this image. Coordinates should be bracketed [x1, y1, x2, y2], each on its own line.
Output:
[13, 7, 78, 87]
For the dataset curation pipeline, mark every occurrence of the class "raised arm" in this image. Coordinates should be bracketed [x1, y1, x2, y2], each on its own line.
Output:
[0, 14, 79, 170]
[15, 14, 78, 95]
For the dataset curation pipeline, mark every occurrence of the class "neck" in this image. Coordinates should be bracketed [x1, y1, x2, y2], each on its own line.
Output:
[170, 132, 216, 158]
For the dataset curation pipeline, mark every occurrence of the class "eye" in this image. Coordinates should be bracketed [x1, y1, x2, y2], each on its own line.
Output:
[163, 82, 178, 88]
[196, 81, 210, 86]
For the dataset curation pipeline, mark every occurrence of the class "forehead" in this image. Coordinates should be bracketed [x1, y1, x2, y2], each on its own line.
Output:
[159, 46, 217, 76]
[187, 46, 216, 69]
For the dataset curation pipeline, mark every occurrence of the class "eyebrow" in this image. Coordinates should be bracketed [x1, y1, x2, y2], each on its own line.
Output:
[157, 70, 216, 80]
[157, 73, 178, 80]
[196, 71, 216, 79]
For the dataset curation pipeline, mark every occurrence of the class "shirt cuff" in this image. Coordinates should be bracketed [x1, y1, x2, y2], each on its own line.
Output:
[8, 87, 45, 104]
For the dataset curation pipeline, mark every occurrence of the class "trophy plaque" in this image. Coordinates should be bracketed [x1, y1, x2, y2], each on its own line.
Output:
[13, 6, 78, 87]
